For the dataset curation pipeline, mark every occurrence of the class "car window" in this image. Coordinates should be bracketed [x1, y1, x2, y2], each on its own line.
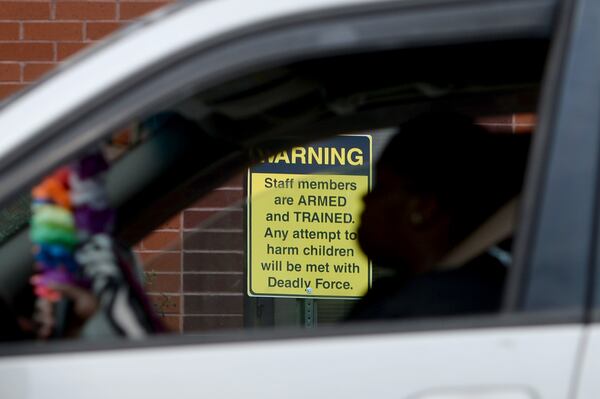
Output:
[0, 39, 550, 342]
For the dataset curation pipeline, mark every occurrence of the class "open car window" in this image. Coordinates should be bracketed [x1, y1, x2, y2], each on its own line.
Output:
[136, 122, 532, 333]
[0, 34, 548, 343]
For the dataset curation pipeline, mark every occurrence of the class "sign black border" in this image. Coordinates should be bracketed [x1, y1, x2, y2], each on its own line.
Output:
[246, 135, 372, 299]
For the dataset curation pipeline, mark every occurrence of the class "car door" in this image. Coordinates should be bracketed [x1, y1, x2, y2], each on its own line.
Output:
[0, 0, 593, 398]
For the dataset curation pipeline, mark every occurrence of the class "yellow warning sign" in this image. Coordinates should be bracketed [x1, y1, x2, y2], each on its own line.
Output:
[247, 135, 371, 299]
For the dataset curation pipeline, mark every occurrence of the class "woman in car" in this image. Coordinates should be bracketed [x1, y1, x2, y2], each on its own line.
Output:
[349, 112, 530, 320]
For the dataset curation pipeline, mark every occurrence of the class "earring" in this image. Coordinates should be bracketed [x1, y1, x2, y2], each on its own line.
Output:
[409, 212, 424, 225]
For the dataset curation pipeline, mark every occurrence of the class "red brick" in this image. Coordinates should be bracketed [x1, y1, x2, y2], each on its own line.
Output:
[24, 22, 82, 41]
[509, 113, 537, 134]
[0, 23, 19, 40]
[142, 231, 181, 250]
[0, 83, 26, 100]
[183, 209, 242, 230]
[183, 315, 243, 332]
[183, 231, 243, 251]
[119, 2, 168, 20]
[514, 125, 535, 134]
[0, 63, 20, 82]
[0, 43, 53, 61]
[183, 253, 243, 273]
[138, 251, 181, 272]
[23, 62, 55, 81]
[86, 22, 123, 40]
[514, 112, 537, 126]
[183, 274, 243, 294]
[223, 173, 244, 188]
[56, 2, 116, 20]
[184, 295, 243, 314]
[159, 315, 181, 332]
[191, 189, 244, 208]
[148, 293, 181, 314]
[57, 42, 89, 60]
[144, 272, 180, 292]
[158, 214, 180, 230]
[0, 2, 50, 20]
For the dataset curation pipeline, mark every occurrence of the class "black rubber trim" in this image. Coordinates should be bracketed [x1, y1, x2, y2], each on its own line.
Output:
[503, 0, 567, 312]
[584, 0, 600, 323]
[514, 0, 600, 313]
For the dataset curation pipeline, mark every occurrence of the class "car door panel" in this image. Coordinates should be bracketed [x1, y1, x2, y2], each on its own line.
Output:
[0, 325, 582, 399]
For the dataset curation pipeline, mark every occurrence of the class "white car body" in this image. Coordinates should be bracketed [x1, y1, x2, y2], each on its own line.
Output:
[0, 326, 582, 399]
[0, 0, 599, 397]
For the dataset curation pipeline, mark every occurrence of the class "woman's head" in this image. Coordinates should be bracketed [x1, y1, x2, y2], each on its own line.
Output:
[358, 112, 530, 273]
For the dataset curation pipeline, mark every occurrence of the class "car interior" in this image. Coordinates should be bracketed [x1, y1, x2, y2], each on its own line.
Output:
[0, 37, 547, 341]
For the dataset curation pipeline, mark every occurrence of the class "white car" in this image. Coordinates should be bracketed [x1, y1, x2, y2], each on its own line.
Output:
[0, 0, 599, 398]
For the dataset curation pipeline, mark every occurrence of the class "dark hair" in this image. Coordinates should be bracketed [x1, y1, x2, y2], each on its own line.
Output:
[379, 112, 530, 244]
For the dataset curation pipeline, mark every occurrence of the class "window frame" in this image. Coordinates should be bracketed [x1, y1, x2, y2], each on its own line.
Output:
[0, 0, 584, 356]
[505, 0, 600, 318]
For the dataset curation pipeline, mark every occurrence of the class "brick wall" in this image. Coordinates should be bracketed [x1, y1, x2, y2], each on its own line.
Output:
[139, 174, 246, 333]
[0, 0, 173, 101]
